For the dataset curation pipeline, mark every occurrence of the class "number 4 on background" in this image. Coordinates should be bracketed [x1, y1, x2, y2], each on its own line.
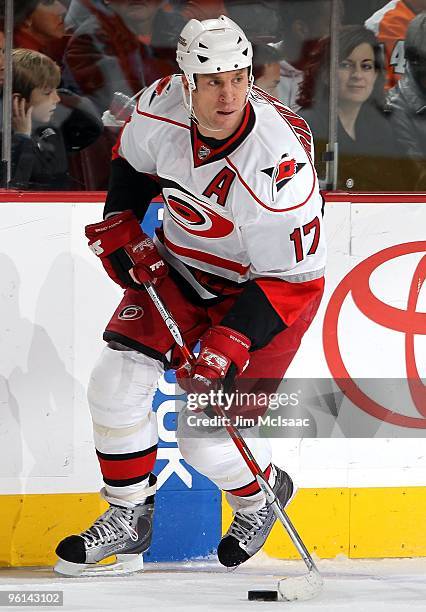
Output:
[290, 216, 320, 263]
[389, 39, 406, 75]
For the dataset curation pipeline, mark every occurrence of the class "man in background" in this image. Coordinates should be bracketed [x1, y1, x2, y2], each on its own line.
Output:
[386, 12, 426, 188]
[365, 0, 426, 89]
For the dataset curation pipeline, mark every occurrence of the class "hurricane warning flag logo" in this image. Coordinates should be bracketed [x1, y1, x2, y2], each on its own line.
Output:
[261, 154, 305, 195]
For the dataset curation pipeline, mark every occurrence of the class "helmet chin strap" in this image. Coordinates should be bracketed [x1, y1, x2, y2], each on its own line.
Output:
[182, 73, 254, 135]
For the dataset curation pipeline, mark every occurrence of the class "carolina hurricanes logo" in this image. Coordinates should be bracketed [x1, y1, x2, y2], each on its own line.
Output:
[164, 189, 234, 238]
[262, 154, 305, 200]
[118, 305, 144, 321]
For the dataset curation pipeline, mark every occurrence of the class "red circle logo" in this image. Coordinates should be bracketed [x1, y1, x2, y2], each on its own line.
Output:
[165, 194, 234, 238]
[323, 241, 426, 428]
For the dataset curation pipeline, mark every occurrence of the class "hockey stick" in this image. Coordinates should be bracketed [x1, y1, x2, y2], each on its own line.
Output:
[144, 281, 323, 601]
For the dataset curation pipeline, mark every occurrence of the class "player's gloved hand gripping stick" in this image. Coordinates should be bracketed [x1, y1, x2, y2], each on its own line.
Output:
[85, 211, 168, 289]
[143, 280, 324, 602]
[176, 325, 251, 402]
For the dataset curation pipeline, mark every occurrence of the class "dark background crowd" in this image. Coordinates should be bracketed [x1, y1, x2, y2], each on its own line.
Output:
[0, 0, 425, 191]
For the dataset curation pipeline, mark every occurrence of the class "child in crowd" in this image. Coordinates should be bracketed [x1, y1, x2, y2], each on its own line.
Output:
[10, 48, 102, 190]
[11, 48, 64, 189]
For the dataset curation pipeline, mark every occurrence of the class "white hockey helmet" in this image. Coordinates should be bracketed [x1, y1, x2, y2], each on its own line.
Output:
[176, 15, 253, 91]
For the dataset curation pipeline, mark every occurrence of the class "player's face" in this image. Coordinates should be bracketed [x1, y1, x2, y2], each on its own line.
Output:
[255, 62, 280, 97]
[29, 87, 60, 123]
[191, 69, 249, 137]
[30, 0, 66, 40]
[338, 43, 377, 107]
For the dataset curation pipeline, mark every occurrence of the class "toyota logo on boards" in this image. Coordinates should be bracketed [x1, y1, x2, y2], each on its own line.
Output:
[323, 241, 426, 428]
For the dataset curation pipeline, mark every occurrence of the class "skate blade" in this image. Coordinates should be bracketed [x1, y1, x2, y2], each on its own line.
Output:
[54, 554, 144, 577]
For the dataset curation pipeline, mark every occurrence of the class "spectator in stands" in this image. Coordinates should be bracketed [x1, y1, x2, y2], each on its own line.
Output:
[273, 0, 336, 111]
[12, 0, 69, 66]
[149, 1, 226, 61]
[6, 0, 39, 27]
[9, 48, 102, 190]
[225, 1, 282, 43]
[104, 0, 164, 41]
[64, 0, 175, 114]
[11, 48, 63, 189]
[299, 25, 406, 190]
[365, 0, 426, 89]
[65, 0, 107, 32]
[149, 2, 282, 62]
[62, 0, 178, 189]
[386, 12, 426, 189]
[342, 0, 386, 26]
[253, 43, 281, 97]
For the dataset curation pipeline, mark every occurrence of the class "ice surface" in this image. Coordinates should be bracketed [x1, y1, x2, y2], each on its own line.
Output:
[1, 554, 426, 611]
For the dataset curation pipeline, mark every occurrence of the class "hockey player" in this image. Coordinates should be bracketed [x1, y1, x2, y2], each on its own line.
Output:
[55, 15, 326, 576]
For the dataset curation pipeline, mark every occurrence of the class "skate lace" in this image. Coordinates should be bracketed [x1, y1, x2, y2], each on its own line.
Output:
[81, 506, 138, 548]
[228, 505, 270, 545]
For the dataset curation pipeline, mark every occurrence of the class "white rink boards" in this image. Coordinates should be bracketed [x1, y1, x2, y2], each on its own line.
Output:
[0, 192, 426, 564]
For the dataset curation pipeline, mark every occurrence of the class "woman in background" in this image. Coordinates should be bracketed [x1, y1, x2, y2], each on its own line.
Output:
[299, 25, 407, 190]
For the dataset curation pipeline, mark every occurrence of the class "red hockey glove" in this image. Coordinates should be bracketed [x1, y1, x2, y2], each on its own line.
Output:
[177, 325, 251, 396]
[85, 210, 168, 289]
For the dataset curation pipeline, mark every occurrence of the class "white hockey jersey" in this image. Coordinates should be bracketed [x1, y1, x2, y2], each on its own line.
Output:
[118, 75, 326, 326]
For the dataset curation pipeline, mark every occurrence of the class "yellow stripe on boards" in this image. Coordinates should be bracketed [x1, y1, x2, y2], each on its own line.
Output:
[222, 487, 426, 559]
[0, 493, 108, 567]
[1, 487, 426, 566]
[349, 487, 426, 558]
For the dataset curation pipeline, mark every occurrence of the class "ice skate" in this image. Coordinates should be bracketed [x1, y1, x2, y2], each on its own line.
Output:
[217, 466, 294, 567]
[54, 476, 156, 577]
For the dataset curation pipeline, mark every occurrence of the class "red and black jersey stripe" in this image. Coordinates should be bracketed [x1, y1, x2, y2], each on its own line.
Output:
[225, 464, 272, 498]
[96, 445, 158, 487]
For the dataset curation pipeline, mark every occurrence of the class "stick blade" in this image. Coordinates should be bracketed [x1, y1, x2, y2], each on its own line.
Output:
[277, 570, 323, 601]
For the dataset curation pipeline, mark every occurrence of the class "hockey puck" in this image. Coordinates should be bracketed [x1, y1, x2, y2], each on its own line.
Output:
[248, 590, 278, 601]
